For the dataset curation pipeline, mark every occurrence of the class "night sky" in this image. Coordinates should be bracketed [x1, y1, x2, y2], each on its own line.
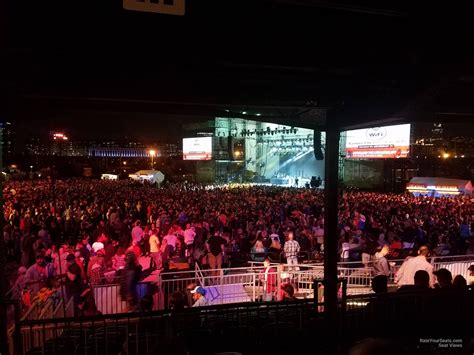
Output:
[4, 0, 474, 148]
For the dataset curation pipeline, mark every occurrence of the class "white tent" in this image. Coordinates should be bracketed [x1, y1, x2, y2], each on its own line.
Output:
[407, 176, 473, 197]
[129, 170, 165, 185]
[101, 173, 118, 180]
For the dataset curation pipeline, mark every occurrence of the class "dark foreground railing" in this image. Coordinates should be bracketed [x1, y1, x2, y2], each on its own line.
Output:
[16, 299, 327, 355]
[12, 286, 474, 355]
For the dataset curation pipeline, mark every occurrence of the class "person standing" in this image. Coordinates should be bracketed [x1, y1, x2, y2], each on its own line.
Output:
[25, 254, 54, 295]
[395, 245, 435, 287]
[131, 220, 144, 247]
[183, 224, 196, 258]
[120, 252, 142, 312]
[284, 232, 300, 271]
[259, 258, 277, 301]
[149, 230, 162, 270]
[87, 249, 106, 286]
[65, 253, 83, 315]
[373, 245, 391, 277]
[163, 229, 178, 255]
[206, 232, 227, 274]
[11, 267, 28, 299]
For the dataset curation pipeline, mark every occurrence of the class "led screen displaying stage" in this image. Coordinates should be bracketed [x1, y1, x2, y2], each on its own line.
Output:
[345, 124, 411, 159]
[183, 137, 212, 160]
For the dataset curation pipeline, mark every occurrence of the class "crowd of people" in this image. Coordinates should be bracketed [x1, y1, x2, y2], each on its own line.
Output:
[3, 178, 474, 309]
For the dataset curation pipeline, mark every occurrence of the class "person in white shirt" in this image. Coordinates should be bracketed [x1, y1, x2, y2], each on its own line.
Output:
[183, 224, 196, 257]
[131, 221, 144, 245]
[313, 224, 325, 246]
[149, 232, 161, 270]
[284, 232, 300, 271]
[163, 231, 177, 249]
[340, 236, 351, 262]
[395, 245, 435, 287]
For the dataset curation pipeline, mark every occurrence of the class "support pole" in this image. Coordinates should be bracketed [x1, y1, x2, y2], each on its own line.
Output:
[323, 122, 340, 330]
[0, 48, 8, 352]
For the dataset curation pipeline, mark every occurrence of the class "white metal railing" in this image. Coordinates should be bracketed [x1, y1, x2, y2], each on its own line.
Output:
[93, 282, 150, 315]
[431, 254, 474, 263]
[432, 257, 474, 282]
[194, 262, 205, 286]
[159, 264, 329, 308]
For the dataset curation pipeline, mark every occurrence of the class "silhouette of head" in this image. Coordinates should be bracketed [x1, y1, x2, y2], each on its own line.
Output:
[414, 270, 430, 288]
[372, 275, 388, 294]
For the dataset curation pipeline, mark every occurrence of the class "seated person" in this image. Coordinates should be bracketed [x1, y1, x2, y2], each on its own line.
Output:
[281, 283, 297, 301]
[397, 270, 431, 292]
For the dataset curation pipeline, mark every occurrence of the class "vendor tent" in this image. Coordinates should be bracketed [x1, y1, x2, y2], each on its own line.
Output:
[101, 173, 118, 180]
[406, 177, 473, 197]
[129, 170, 165, 185]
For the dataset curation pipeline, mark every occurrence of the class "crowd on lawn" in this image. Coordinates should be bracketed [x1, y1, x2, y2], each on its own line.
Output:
[3, 179, 474, 311]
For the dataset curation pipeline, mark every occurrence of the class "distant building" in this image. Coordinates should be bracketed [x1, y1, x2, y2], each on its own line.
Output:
[88, 147, 160, 158]
[26, 133, 157, 158]
[25, 137, 48, 156]
[0, 121, 16, 165]
[161, 142, 182, 157]
[49, 132, 72, 156]
[412, 122, 474, 158]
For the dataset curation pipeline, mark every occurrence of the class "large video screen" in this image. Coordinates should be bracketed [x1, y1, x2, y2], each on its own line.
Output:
[183, 137, 212, 160]
[345, 123, 411, 159]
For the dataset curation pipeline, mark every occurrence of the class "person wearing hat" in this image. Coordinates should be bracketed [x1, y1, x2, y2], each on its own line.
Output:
[91, 242, 105, 256]
[65, 253, 83, 314]
[87, 248, 106, 286]
[190, 286, 208, 307]
[433, 268, 453, 289]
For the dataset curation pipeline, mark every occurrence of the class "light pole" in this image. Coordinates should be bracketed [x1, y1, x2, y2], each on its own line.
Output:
[149, 149, 156, 170]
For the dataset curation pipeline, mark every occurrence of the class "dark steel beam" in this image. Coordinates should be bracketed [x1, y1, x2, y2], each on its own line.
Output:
[323, 110, 340, 340]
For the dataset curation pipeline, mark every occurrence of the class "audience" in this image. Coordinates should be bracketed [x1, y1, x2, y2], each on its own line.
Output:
[3, 179, 473, 314]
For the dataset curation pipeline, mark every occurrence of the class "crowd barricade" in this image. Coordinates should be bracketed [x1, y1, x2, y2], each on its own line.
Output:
[8, 296, 74, 355]
[14, 286, 474, 355]
[14, 298, 322, 355]
[93, 282, 151, 315]
[432, 254, 474, 281]
[159, 263, 331, 308]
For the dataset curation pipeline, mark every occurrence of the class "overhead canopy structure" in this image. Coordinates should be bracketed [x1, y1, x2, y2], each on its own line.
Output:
[5, 1, 474, 132]
[407, 177, 473, 197]
[129, 170, 165, 185]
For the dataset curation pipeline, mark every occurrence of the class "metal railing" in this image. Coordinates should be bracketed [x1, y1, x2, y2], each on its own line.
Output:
[16, 298, 322, 355]
[159, 264, 336, 308]
[93, 282, 152, 315]
[13, 286, 474, 355]
[432, 255, 474, 281]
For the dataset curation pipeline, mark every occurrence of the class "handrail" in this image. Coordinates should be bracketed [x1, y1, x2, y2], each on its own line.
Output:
[20, 299, 42, 322]
[194, 262, 205, 286]
[431, 253, 474, 263]
[37, 298, 54, 319]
